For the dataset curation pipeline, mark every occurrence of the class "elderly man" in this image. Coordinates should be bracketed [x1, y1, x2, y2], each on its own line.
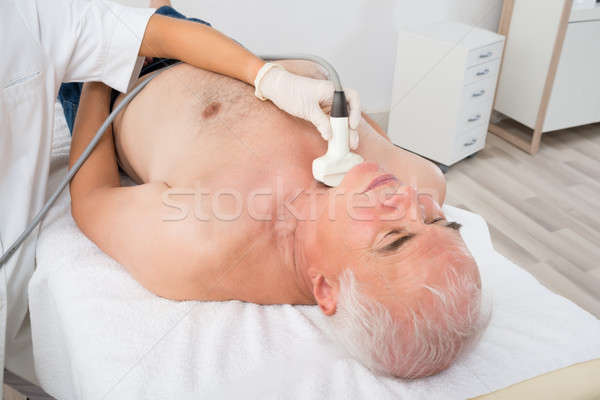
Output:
[66, 3, 485, 379]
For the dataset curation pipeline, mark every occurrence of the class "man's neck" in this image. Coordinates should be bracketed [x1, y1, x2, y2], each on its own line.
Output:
[236, 181, 327, 305]
[290, 221, 316, 304]
[279, 184, 330, 305]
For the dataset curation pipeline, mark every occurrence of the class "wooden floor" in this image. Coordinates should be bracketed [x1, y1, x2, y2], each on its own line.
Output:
[368, 112, 600, 318]
[445, 124, 600, 318]
[3, 385, 25, 400]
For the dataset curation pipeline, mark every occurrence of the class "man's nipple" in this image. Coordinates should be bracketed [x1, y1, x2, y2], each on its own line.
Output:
[202, 102, 221, 119]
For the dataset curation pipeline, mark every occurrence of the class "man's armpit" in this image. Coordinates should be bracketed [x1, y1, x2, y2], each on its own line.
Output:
[362, 112, 389, 139]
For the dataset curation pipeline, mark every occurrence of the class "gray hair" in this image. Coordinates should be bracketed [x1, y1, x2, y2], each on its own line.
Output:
[329, 267, 488, 378]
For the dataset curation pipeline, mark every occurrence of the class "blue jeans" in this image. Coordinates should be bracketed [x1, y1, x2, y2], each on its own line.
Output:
[58, 6, 211, 134]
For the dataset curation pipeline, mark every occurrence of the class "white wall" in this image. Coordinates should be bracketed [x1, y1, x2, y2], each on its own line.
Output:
[119, 0, 502, 112]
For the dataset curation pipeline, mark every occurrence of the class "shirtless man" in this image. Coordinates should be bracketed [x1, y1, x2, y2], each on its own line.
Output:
[68, 6, 484, 379]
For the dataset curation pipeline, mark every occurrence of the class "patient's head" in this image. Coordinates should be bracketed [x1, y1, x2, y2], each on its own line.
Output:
[299, 162, 485, 378]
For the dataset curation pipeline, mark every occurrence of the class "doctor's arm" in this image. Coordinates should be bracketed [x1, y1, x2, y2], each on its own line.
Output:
[140, 14, 264, 86]
[35, 0, 358, 141]
[69, 83, 223, 300]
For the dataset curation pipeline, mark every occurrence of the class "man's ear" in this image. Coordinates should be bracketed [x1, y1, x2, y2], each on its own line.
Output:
[308, 268, 338, 316]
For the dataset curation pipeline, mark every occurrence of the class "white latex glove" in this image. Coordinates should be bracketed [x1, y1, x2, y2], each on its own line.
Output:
[254, 63, 361, 149]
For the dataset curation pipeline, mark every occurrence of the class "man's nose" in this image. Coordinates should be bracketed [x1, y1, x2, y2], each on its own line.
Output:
[403, 185, 421, 221]
[381, 185, 420, 221]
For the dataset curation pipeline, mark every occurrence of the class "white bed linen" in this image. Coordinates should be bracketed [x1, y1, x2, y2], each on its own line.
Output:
[28, 105, 600, 399]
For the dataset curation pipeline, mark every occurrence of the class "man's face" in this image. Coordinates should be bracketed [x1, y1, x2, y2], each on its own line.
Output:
[312, 162, 478, 303]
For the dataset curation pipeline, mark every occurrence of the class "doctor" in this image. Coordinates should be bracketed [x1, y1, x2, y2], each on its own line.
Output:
[0, 0, 360, 393]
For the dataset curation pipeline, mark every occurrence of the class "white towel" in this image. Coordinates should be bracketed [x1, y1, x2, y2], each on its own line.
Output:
[28, 103, 600, 399]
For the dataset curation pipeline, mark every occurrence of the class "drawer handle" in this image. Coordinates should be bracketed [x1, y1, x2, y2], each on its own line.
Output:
[463, 138, 478, 147]
[472, 89, 486, 98]
[476, 68, 490, 76]
[468, 114, 482, 123]
[479, 51, 493, 59]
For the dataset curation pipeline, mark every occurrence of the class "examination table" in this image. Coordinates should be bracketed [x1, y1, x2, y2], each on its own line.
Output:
[23, 103, 600, 399]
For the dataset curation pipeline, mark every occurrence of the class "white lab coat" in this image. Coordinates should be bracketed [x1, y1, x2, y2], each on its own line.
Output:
[0, 0, 154, 394]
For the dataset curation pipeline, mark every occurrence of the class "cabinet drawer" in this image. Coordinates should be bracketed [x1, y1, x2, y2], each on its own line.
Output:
[464, 58, 501, 85]
[462, 78, 495, 106]
[454, 127, 487, 159]
[466, 41, 504, 67]
[459, 101, 493, 132]
[458, 79, 496, 132]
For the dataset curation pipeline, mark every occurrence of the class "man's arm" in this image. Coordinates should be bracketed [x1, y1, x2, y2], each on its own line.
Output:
[140, 15, 265, 86]
[69, 83, 120, 196]
[69, 83, 221, 300]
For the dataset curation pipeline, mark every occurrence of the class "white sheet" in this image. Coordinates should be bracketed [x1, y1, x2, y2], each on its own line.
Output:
[28, 105, 600, 399]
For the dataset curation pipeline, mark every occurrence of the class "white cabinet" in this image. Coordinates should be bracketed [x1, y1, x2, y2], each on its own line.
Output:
[387, 22, 505, 166]
[544, 18, 600, 132]
[491, 0, 600, 154]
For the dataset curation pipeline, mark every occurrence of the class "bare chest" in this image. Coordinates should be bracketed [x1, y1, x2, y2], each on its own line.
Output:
[113, 63, 326, 191]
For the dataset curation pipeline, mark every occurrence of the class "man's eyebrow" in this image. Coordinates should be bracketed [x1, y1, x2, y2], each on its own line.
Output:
[444, 221, 462, 230]
[432, 218, 462, 231]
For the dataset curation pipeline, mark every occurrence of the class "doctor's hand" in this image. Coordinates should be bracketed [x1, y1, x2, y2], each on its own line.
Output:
[254, 63, 361, 149]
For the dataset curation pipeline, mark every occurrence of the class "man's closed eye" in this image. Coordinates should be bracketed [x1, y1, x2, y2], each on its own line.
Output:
[379, 233, 416, 253]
